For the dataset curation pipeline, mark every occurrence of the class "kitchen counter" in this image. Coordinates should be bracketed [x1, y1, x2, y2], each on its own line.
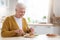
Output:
[28, 23, 53, 26]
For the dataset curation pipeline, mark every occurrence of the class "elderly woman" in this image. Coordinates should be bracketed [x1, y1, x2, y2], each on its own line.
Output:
[1, 3, 34, 37]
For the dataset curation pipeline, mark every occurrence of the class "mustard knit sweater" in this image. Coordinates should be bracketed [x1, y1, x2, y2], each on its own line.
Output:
[1, 16, 30, 37]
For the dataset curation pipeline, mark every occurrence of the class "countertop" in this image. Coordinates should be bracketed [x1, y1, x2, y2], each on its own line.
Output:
[0, 34, 60, 40]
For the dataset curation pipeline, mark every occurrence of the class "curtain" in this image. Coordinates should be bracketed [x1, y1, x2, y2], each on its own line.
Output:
[49, 0, 60, 26]
[48, 0, 55, 23]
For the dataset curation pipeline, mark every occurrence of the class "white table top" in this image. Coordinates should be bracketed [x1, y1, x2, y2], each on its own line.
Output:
[0, 34, 60, 40]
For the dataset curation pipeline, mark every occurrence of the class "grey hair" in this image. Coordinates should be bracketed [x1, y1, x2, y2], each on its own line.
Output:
[15, 3, 26, 9]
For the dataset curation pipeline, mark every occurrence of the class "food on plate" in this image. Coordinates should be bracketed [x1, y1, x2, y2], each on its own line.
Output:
[24, 33, 35, 38]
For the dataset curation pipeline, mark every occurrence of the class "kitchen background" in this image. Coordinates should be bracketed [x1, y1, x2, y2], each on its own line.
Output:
[0, 0, 60, 35]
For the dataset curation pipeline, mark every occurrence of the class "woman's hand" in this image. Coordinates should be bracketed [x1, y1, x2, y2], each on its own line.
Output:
[29, 28, 34, 35]
[14, 29, 20, 33]
[14, 29, 25, 36]
[19, 29, 25, 36]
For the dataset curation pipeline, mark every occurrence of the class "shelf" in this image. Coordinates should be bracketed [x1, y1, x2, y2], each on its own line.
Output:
[28, 23, 53, 26]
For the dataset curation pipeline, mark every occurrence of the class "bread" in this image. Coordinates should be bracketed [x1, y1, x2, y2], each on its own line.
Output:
[46, 34, 57, 37]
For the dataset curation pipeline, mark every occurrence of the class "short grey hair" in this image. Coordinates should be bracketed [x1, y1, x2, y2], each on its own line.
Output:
[16, 3, 26, 9]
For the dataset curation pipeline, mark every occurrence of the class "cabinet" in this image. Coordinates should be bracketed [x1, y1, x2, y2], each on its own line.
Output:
[30, 26, 53, 35]
[52, 26, 60, 35]
[29, 24, 60, 35]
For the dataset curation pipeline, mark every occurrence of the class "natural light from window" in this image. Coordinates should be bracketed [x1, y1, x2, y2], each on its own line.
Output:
[18, 0, 51, 24]
[0, 0, 7, 16]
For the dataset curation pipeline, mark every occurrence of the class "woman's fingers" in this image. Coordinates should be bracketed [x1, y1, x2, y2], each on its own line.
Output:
[30, 28, 34, 32]
[14, 30, 20, 33]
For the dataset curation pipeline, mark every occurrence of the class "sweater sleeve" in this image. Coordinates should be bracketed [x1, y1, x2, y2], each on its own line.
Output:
[23, 18, 31, 33]
[1, 17, 17, 37]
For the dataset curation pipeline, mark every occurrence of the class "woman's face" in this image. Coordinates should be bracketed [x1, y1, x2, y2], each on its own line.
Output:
[16, 7, 25, 18]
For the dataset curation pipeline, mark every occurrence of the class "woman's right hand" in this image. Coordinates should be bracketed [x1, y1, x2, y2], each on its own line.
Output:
[14, 29, 20, 33]
[14, 29, 25, 36]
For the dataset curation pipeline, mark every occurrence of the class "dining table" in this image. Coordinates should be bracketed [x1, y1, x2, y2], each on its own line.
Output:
[0, 34, 60, 40]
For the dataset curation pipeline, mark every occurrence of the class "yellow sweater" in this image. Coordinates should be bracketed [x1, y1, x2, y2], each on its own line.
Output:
[1, 16, 30, 37]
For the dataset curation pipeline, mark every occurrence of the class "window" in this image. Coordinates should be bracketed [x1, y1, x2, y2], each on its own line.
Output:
[0, 0, 7, 23]
[18, 0, 51, 23]
[0, 0, 7, 16]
